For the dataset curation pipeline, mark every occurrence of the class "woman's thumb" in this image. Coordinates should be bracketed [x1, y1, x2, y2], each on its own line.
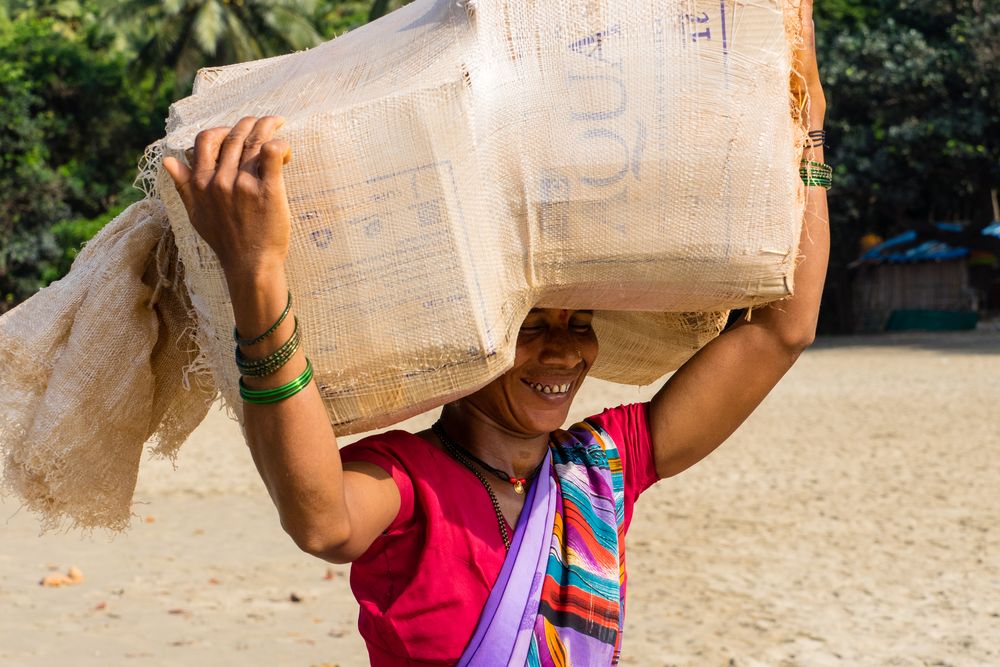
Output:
[162, 156, 194, 208]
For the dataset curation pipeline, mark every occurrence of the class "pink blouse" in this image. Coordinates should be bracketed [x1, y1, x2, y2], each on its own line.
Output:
[339, 402, 660, 665]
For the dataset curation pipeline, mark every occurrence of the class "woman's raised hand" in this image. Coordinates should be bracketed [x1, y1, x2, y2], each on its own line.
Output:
[162, 116, 293, 279]
[792, 0, 825, 128]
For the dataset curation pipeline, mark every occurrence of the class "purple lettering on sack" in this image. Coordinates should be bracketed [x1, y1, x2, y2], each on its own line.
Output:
[720, 0, 728, 54]
[567, 25, 622, 68]
[577, 128, 629, 187]
[684, 12, 712, 42]
[560, 22, 645, 235]
[421, 293, 466, 309]
[310, 228, 333, 249]
[413, 199, 444, 227]
[567, 74, 627, 122]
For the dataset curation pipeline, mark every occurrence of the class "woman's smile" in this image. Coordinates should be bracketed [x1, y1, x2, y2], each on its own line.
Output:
[521, 380, 574, 396]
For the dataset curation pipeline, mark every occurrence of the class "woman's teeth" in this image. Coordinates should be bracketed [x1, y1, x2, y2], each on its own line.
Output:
[528, 382, 571, 394]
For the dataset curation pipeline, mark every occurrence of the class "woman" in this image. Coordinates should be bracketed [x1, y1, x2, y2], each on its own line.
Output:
[163, 2, 829, 663]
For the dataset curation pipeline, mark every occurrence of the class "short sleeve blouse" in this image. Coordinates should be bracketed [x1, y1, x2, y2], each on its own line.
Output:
[339, 402, 659, 666]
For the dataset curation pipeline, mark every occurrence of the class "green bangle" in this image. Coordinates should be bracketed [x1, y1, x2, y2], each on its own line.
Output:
[239, 358, 314, 404]
[235, 316, 300, 377]
[234, 290, 292, 347]
[802, 177, 833, 188]
[800, 160, 833, 190]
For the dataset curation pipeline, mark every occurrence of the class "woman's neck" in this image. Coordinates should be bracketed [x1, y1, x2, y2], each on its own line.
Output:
[437, 403, 549, 480]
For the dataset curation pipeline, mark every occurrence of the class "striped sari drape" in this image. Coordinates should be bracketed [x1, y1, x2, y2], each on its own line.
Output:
[527, 419, 625, 666]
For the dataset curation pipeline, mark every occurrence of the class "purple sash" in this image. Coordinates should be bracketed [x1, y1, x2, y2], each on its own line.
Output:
[457, 451, 556, 667]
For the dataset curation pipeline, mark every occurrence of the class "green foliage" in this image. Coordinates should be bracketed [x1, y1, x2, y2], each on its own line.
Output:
[0, 12, 171, 311]
[109, 0, 323, 94]
[314, 0, 369, 37]
[811, 0, 1000, 330]
[816, 0, 999, 235]
[366, 0, 411, 23]
[38, 195, 141, 285]
[814, 0, 879, 27]
[2, 0, 998, 331]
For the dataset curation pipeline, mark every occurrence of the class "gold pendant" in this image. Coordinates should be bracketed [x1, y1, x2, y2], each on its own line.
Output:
[513, 480, 525, 494]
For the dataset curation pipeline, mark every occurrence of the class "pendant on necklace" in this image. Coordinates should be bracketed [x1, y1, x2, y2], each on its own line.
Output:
[512, 478, 525, 494]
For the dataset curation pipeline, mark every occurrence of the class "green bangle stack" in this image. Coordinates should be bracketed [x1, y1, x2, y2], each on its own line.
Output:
[234, 290, 314, 404]
[240, 358, 314, 405]
[234, 290, 292, 346]
[235, 317, 301, 377]
[800, 160, 833, 189]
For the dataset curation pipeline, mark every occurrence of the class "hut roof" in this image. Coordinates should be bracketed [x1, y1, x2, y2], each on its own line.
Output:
[853, 221, 1000, 267]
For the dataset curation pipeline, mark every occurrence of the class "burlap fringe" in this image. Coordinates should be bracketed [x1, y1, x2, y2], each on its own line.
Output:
[0, 197, 217, 532]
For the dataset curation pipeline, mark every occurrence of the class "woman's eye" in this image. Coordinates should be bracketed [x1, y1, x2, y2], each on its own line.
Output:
[571, 324, 592, 332]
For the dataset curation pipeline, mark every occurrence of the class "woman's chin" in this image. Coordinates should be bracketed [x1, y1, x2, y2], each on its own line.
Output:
[516, 402, 575, 434]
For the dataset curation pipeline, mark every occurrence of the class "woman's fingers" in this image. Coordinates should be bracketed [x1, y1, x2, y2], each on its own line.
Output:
[191, 127, 230, 181]
[214, 116, 258, 184]
[791, 0, 823, 123]
[162, 156, 193, 208]
[240, 116, 286, 177]
[259, 139, 292, 185]
[176, 116, 292, 221]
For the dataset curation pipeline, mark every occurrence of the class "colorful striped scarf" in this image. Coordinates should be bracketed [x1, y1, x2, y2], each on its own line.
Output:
[457, 419, 626, 667]
[527, 419, 626, 666]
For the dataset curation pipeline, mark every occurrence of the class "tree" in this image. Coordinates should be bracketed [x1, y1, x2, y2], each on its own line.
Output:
[0, 56, 66, 310]
[108, 0, 322, 94]
[810, 1, 1000, 331]
[0, 14, 169, 310]
[313, 0, 368, 38]
[367, 0, 411, 22]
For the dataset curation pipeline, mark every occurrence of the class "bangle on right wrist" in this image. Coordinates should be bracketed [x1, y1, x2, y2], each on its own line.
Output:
[800, 160, 833, 190]
[233, 290, 292, 347]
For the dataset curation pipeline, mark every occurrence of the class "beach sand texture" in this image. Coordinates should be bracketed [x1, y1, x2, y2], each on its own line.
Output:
[1, 331, 998, 666]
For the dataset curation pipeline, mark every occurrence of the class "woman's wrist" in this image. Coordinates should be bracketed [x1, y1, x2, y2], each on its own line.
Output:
[226, 267, 291, 343]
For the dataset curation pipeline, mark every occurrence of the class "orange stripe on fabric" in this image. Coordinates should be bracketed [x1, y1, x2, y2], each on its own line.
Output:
[539, 586, 621, 626]
[559, 502, 619, 570]
[544, 617, 568, 667]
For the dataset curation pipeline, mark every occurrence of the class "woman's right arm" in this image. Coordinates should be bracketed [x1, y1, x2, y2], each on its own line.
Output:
[163, 116, 399, 563]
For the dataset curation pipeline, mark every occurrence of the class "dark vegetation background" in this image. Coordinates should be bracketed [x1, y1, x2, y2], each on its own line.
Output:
[1, 0, 997, 332]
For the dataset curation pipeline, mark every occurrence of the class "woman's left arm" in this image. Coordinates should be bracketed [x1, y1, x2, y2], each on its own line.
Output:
[648, 0, 828, 478]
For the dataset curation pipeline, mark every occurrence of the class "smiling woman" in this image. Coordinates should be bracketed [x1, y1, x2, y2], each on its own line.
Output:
[457, 309, 599, 438]
[335, 305, 652, 664]
[157, 0, 830, 661]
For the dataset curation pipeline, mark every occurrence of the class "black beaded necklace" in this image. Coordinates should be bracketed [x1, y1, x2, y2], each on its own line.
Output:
[432, 421, 546, 551]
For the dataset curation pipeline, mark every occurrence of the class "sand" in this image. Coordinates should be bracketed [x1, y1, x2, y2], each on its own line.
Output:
[1, 330, 998, 666]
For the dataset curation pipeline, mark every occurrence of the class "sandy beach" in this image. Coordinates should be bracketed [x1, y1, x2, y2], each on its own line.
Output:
[2, 330, 998, 666]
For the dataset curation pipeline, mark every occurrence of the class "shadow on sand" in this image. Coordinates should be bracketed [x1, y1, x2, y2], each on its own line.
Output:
[812, 328, 1000, 356]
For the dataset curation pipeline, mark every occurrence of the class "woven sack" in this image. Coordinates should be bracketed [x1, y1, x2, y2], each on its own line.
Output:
[1, 0, 805, 529]
[160, 0, 805, 433]
[0, 200, 215, 530]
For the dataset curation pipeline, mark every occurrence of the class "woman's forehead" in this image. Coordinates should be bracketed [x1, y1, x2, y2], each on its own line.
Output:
[526, 308, 594, 320]
[527, 308, 593, 314]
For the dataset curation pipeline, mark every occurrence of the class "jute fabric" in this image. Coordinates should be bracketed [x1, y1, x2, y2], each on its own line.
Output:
[0, 0, 806, 529]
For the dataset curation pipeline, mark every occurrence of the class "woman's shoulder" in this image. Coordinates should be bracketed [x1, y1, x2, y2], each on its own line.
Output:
[556, 402, 659, 506]
[339, 429, 440, 471]
[557, 402, 651, 453]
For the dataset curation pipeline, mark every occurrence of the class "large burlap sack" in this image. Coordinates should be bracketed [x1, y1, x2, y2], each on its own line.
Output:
[0, 199, 215, 530]
[161, 0, 805, 433]
[1, 0, 805, 529]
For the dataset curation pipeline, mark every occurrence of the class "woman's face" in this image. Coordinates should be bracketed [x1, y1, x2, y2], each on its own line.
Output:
[463, 308, 599, 435]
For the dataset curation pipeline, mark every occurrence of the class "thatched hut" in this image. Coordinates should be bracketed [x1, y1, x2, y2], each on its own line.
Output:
[849, 222, 1000, 333]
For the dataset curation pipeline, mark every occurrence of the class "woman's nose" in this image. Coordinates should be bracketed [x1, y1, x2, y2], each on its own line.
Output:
[538, 327, 580, 366]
